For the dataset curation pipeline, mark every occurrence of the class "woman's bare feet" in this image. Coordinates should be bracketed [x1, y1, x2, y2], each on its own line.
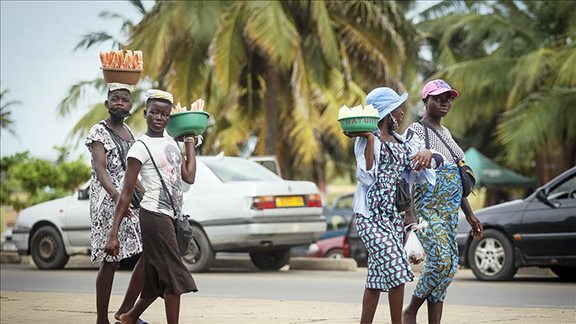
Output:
[402, 309, 417, 324]
[119, 313, 135, 324]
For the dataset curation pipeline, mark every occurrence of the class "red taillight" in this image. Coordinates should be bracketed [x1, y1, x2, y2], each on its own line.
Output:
[343, 236, 351, 258]
[252, 196, 276, 210]
[306, 194, 322, 207]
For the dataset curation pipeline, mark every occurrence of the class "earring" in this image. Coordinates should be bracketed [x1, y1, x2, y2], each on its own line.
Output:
[389, 115, 399, 131]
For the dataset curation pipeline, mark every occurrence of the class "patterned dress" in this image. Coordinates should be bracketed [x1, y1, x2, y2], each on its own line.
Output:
[85, 122, 142, 263]
[355, 140, 414, 291]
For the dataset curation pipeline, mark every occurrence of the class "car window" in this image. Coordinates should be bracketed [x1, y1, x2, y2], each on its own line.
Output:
[334, 194, 354, 209]
[548, 174, 576, 200]
[203, 158, 281, 182]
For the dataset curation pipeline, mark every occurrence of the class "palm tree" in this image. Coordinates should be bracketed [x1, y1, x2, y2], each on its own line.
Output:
[417, 0, 576, 182]
[126, 0, 418, 182]
[0, 89, 21, 136]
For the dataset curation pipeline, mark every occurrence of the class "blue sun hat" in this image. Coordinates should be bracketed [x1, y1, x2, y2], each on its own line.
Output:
[366, 87, 408, 121]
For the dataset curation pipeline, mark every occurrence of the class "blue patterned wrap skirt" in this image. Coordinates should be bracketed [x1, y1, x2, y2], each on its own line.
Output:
[413, 164, 462, 302]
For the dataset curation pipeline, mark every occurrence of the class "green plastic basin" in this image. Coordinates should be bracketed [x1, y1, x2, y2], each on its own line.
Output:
[166, 111, 209, 138]
[338, 116, 378, 133]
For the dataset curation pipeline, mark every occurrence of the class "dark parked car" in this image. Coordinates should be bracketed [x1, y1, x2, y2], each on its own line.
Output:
[457, 166, 576, 281]
[343, 216, 367, 267]
[324, 193, 354, 231]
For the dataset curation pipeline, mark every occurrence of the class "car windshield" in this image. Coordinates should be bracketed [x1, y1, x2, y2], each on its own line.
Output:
[203, 158, 281, 182]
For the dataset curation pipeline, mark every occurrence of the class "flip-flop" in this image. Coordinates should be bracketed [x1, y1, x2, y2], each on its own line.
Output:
[114, 320, 147, 324]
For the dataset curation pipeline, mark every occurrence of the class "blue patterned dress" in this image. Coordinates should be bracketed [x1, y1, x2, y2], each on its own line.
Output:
[355, 140, 414, 291]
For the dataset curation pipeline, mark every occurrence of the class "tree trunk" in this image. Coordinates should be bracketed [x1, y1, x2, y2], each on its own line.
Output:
[262, 63, 280, 156]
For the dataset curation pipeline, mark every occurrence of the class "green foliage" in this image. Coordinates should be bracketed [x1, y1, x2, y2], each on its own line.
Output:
[61, 0, 418, 184]
[417, 0, 576, 179]
[1, 88, 21, 136]
[0, 148, 90, 211]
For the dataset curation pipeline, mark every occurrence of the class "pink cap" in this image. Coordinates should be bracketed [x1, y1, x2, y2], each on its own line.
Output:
[422, 79, 460, 99]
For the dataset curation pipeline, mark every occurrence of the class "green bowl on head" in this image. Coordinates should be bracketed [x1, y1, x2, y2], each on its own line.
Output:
[338, 116, 379, 133]
[166, 111, 209, 139]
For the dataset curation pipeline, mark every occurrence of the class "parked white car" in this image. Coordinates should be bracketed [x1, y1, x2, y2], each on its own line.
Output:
[11, 155, 325, 272]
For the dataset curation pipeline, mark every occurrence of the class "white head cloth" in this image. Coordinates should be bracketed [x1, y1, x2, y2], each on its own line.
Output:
[107, 82, 133, 93]
[146, 89, 174, 105]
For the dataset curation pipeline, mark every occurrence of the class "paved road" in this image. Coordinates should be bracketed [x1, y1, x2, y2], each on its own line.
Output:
[1, 257, 574, 309]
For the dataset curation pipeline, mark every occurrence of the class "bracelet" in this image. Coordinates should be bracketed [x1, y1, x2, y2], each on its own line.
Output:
[183, 136, 196, 144]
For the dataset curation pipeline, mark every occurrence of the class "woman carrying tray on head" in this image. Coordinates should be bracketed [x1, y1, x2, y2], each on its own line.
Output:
[345, 87, 435, 324]
[106, 89, 198, 324]
[85, 82, 146, 324]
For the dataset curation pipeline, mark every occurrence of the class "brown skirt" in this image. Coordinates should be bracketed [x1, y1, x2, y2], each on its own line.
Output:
[139, 208, 198, 298]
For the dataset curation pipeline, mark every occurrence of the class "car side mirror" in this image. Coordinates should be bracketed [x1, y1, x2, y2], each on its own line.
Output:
[536, 188, 558, 208]
[77, 188, 89, 200]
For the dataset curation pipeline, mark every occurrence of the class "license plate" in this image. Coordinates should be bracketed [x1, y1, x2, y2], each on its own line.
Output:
[275, 196, 304, 207]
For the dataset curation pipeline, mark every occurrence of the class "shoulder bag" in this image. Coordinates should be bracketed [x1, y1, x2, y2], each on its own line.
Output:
[99, 122, 144, 207]
[383, 141, 411, 213]
[137, 139, 196, 257]
[419, 121, 476, 197]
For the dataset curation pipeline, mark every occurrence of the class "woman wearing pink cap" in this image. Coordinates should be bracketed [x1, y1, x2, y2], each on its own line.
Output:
[402, 79, 483, 324]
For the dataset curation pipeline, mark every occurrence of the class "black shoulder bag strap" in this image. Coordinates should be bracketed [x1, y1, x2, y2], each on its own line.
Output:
[418, 121, 460, 163]
[417, 121, 430, 150]
[137, 139, 178, 217]
[99, 121, 135, 171]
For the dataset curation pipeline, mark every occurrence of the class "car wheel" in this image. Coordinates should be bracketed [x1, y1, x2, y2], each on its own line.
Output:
[325, 249, 344, 259]
[181, 225, 214, 273]
[250, 248, 291, 271]
[551, 266, 576, 281]
[468, 229, 517, 281]
[30, 226, 69, 269]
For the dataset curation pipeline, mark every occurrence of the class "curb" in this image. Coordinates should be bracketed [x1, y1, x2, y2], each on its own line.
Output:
[1, 252, 359, 272]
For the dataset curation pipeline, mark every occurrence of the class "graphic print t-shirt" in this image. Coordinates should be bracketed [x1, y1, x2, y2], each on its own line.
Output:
[128, 134, 183, 218]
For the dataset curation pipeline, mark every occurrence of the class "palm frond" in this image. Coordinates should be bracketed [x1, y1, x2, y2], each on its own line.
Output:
[286, 54, 321, 167]
[309, 1, 340, 68]
[128, 0, 148, 16]
[554, 44, 576, 87]
[507, 48, 555, 107]
[210, 2, 247, 90]
[242, 1, 299, 71]
[65, 103, 109, 147]
[74, 32, 123, 51]
[496, 87, 576, 168]
[434, 57, 514, 135]
[56, 79, 107, 117]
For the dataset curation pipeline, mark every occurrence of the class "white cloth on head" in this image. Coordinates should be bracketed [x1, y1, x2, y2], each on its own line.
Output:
[108, 82, 133, 93]
[146, 89, 174, 105]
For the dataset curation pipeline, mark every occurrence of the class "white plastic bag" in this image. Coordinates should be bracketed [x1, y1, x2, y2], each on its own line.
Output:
[404, 220, 428, 264]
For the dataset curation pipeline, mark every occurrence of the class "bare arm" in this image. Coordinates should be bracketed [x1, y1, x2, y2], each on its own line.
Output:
[461, 197, 483, 240]
[91, 142, 120, 201]
[345, 132, 375, 170]
[105, 158, 142, 256]
[180, 138, 197, 184]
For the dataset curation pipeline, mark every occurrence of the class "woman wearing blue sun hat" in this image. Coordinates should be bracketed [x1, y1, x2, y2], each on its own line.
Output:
[345, 87, 434, 324]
